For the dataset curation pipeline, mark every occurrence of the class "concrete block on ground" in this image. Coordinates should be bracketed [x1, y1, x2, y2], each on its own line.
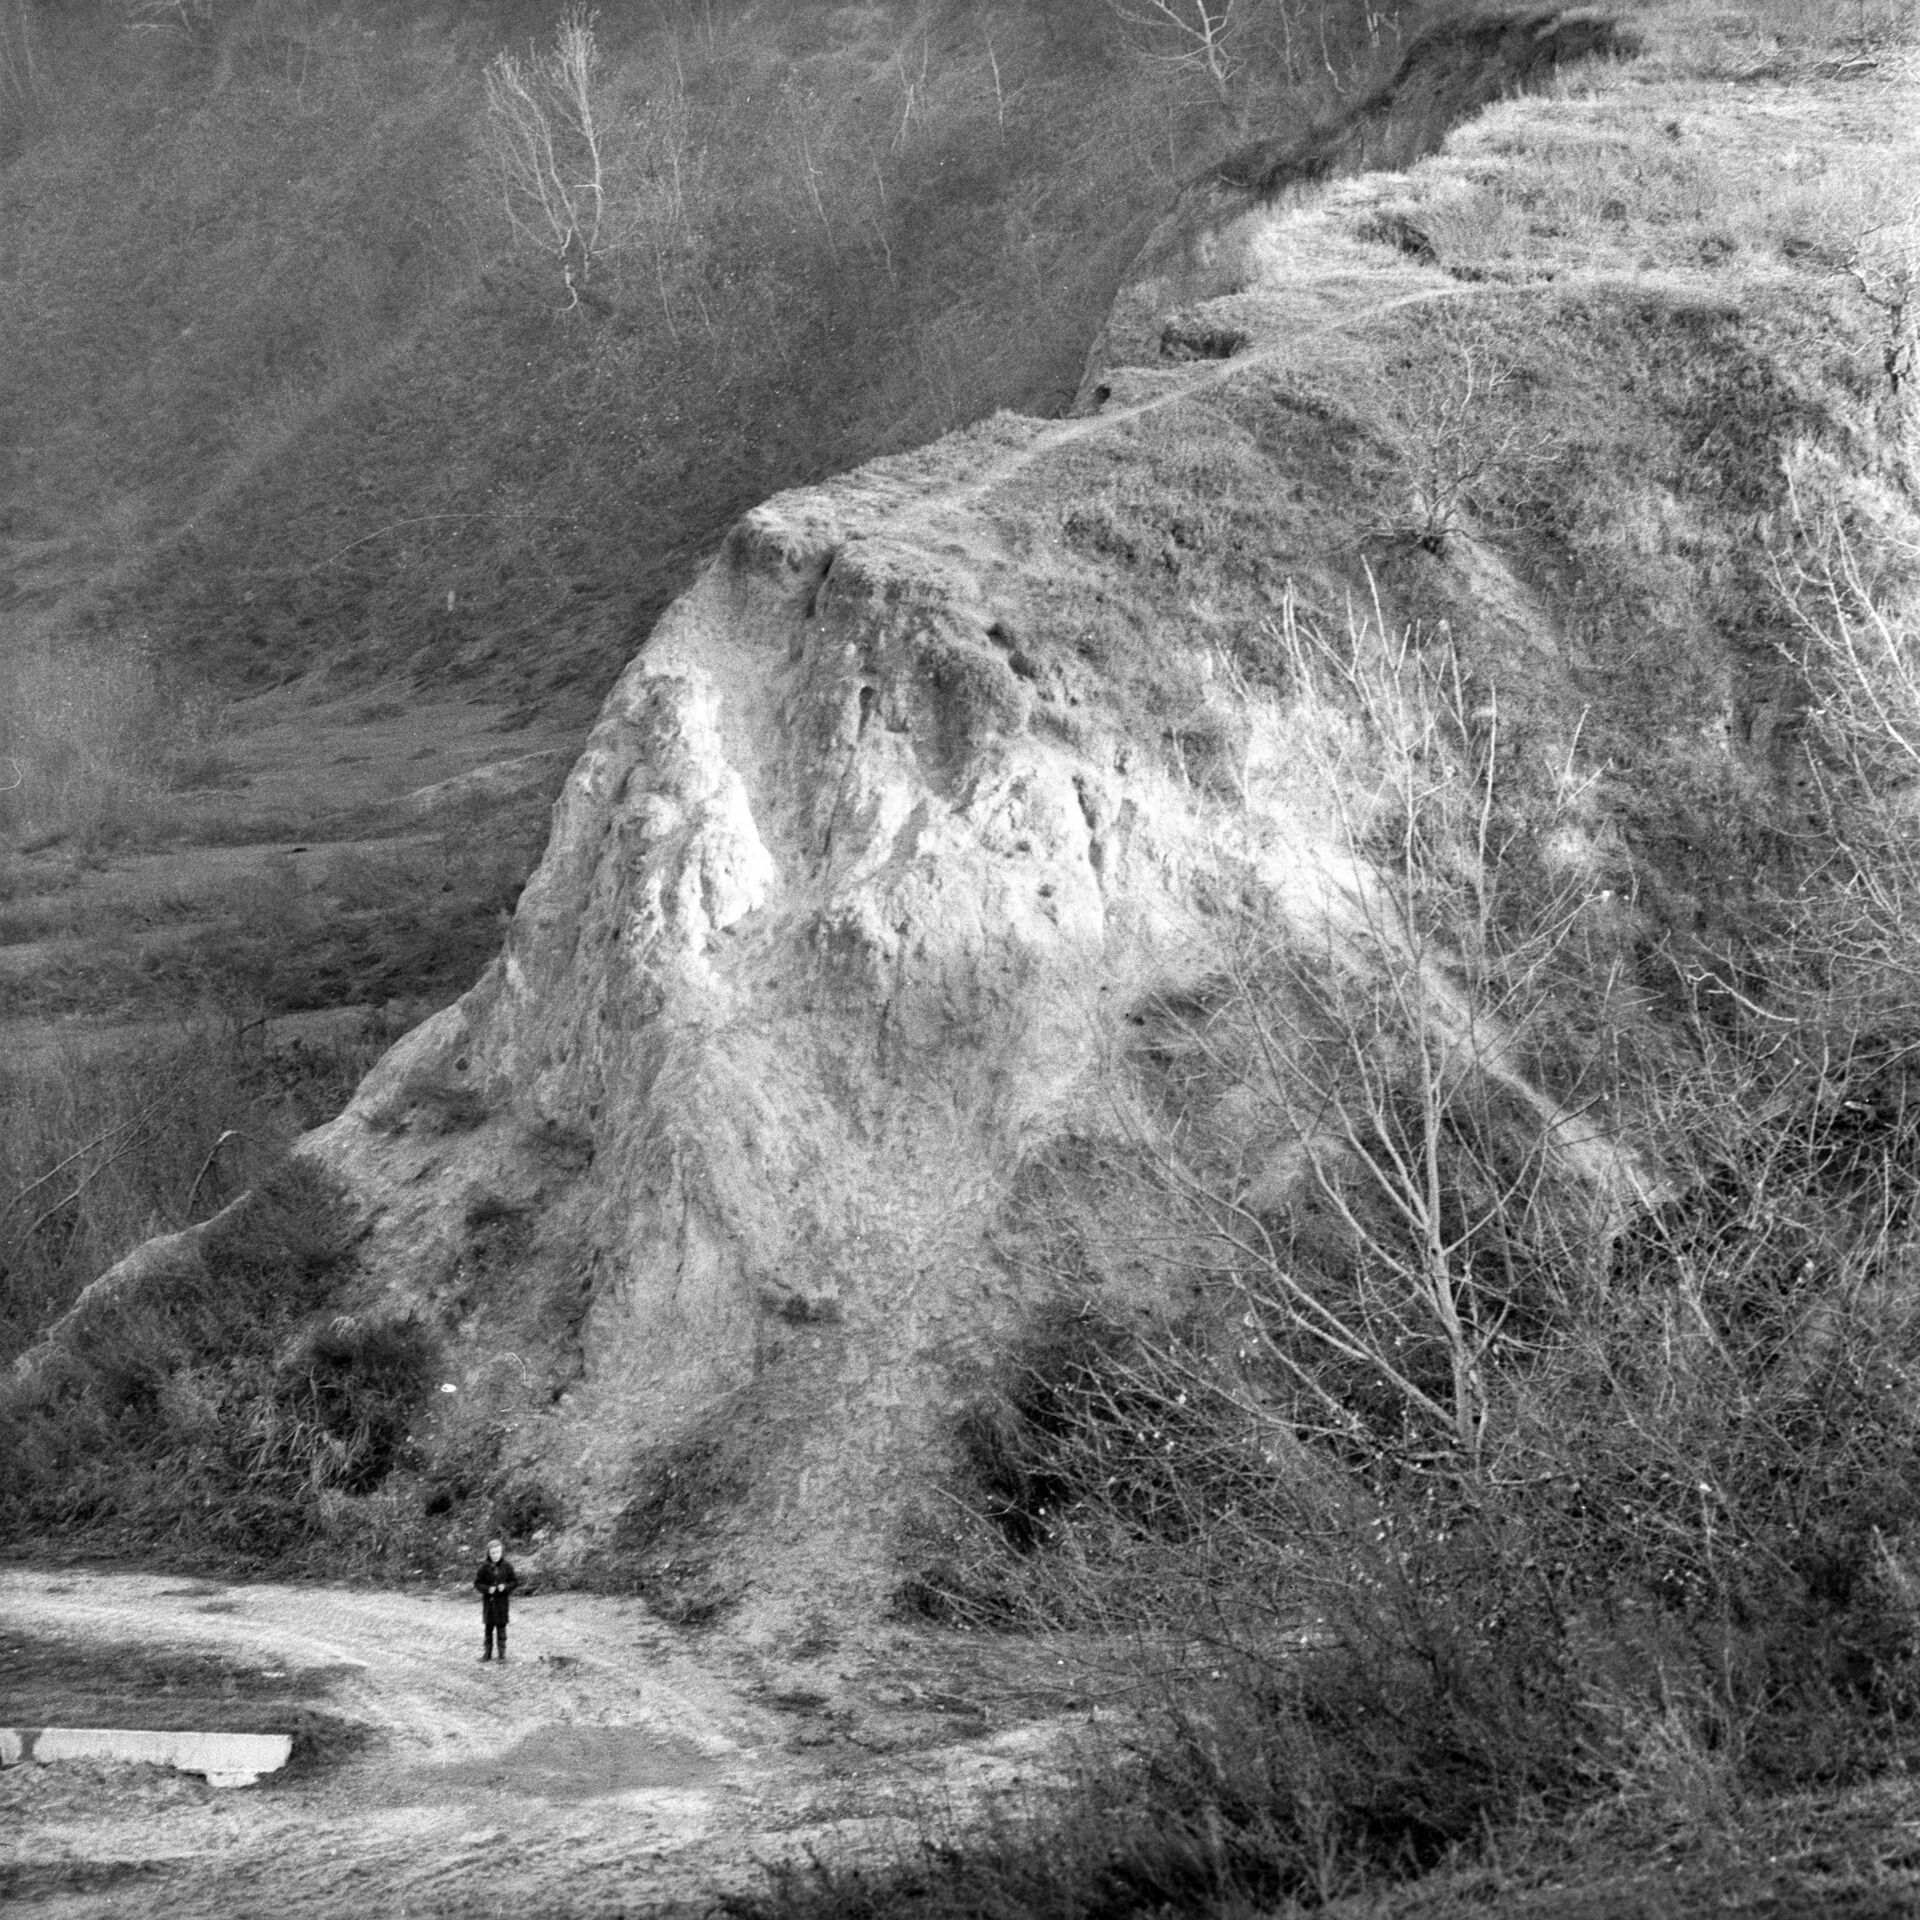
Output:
[0, 1725, 292, 1787]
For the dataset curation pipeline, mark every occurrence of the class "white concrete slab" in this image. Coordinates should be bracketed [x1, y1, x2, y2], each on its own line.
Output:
[0, 1725, 292, 1787]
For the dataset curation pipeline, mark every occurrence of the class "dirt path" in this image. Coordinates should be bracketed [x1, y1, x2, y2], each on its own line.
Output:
[1, 1568, 1103, 1918]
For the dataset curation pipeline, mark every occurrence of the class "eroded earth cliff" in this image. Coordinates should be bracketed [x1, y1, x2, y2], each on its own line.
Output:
[57, 4, 1914, 1627]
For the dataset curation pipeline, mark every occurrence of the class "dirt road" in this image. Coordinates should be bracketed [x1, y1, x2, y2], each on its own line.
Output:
[2, 1568, 1101, 1918]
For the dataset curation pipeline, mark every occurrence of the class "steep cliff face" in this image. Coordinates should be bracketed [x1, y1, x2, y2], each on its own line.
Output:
[297, 7, 1917, 1620]
[304, 419, 1286, 1615]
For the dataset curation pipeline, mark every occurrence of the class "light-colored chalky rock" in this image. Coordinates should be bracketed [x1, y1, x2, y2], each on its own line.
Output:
[0, 1726, 292, 1787]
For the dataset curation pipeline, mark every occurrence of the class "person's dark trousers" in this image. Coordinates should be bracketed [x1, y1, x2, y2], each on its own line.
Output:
[484, 1623, 507, 1660]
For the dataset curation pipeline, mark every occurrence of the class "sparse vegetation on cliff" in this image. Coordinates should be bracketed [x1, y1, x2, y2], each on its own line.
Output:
[852, 536, 1920, 1909]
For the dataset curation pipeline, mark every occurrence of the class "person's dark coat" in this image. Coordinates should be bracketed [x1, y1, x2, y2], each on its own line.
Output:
[474, 1556, 518, 1626]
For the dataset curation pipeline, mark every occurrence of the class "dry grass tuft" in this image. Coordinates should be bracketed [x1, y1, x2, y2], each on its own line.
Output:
[0, 636, 226, 858]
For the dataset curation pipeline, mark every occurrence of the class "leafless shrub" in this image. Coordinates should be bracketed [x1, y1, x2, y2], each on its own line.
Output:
[1104, 0, 1255, 112]
[0, 0, 44, 105]
[1136, 595, 1620, 1470]
[483, 7, 611, 309]
[1769, 444, 1920, 1004]
[1844, 219, 1920, 396]
[1376, 328, 1560, 550]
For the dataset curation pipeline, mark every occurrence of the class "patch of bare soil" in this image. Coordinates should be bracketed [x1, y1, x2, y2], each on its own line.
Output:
[0, 1569, 1110, 1918]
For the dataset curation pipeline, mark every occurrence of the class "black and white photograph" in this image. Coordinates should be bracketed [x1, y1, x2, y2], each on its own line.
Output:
[3, 0, 1918, 1912]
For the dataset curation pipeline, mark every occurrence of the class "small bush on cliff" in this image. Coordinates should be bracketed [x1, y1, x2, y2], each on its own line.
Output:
[899, 1301, 1313, 1629]
[270, 1313, 440, 1499]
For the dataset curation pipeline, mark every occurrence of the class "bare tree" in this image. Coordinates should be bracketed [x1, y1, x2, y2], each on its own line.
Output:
[1, 0, 44, 105]
[1380, 332, 1557, 551]
[1127, 592, 1631, 1467]
[1769, 448, 1920, 1014]
[1104, 0, 1253, 115]
[484, 7, 610, 310]
[1776, 456, 1920, 799]
[1844, 219, 1920, 397]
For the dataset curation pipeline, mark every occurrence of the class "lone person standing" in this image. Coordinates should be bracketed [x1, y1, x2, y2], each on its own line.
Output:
[474, 1538, 517, 1662]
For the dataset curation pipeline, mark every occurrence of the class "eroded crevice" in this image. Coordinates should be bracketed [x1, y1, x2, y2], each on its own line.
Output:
[802, 551, 839, 622]
[1160, 318, 1251, 362]
[1076, 8, 1638, 407]
[1216, 9, 1638, 201]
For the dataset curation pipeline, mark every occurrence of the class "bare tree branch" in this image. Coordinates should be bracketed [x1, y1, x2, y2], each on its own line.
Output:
[484, 8, 611, 309]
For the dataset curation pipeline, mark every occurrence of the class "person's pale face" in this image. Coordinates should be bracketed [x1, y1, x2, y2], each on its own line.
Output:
[488, 1545, 503, 1562]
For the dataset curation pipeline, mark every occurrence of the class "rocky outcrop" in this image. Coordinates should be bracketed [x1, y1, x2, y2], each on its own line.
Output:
[296, 0, 1654, 1606]
[302, 423, 1277, 1614]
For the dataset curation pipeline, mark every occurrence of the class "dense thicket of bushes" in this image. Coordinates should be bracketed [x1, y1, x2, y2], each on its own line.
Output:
[0, 1154, 443, 1564]
[869, 1063, 1920, 1905]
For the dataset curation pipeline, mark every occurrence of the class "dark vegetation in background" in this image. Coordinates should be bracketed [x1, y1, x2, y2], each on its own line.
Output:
[0, 1155, 444, 1565]
[0, 1018, 393, 1368]
[488, 1469, 567, 1542]
[895, 1304, 1259, 1629]
[0, 1023, 587, 1580]
[0, 839, 537, 1024]
[0, 813, 543, 1022]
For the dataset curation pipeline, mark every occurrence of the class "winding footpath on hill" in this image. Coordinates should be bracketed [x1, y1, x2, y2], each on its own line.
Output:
[1, 1566, 1107, 1917]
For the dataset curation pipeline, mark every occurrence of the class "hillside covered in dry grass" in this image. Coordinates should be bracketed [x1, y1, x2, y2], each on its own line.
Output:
[4, 0, 1361, 709]
[7, 0, 1920, 1913]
